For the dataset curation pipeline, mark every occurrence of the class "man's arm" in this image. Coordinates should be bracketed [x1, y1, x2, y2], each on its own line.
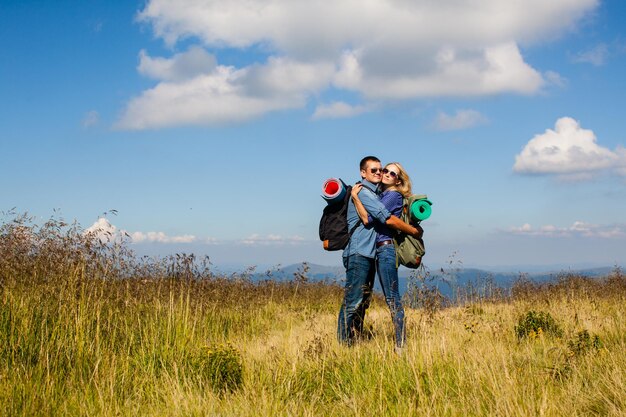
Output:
[357, 187, 391, 224]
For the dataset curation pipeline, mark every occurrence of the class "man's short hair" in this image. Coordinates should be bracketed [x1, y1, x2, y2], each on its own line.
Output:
[360, 156, 380, 171]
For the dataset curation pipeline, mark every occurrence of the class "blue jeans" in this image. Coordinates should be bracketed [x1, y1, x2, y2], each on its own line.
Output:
[376, 244, 406, 347]
[337, 254, 376, 345]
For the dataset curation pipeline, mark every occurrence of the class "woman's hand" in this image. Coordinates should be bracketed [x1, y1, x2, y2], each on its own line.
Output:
[351, 183, 362, 199]
[411, 224, 424, 239]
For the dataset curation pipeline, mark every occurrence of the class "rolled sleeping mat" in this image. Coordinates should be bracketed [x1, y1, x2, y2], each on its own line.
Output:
[410, 199, 433, 221]
[321, 178, 347, 205]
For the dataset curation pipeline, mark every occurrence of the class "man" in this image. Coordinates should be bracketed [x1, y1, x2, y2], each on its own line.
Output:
[338, 156, 423, 345]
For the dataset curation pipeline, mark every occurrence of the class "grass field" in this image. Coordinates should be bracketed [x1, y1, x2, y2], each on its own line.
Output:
[1, 214, 625, 416]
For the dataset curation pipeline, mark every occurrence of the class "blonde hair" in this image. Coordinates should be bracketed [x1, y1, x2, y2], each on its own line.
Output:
[384, 162, 412, 197]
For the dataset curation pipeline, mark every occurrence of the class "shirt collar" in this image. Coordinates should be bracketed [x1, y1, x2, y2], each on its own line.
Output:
[361, 179, 380, 194]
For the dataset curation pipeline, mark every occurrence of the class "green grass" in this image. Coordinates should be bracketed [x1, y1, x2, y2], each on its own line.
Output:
[1, 213, 625, 416]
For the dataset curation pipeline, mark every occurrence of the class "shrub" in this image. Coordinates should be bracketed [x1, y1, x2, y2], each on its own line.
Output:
[567, 330, 602, 356]
[515, 310, 562, 339]
[195, 344, 244, 393]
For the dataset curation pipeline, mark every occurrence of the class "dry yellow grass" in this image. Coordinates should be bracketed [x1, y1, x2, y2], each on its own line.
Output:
[1, 213, 625, 416]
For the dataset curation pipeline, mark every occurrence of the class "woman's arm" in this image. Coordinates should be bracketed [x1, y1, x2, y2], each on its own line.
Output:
[386, 216, 423, 239]
[351, 184, 370, 225]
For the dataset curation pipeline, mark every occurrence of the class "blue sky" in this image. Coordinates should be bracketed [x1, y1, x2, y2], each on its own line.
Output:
[1, 0, 625, 271]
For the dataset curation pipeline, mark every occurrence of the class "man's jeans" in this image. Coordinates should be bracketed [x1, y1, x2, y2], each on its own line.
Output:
[337, 254, 376, 345]
[376, 244, 406, 347]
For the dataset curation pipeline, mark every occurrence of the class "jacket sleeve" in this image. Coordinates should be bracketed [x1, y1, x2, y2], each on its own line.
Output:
[358, 189, 391, 223]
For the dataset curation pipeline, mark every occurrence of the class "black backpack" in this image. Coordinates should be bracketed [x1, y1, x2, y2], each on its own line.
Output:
[319, 180, 361, 251]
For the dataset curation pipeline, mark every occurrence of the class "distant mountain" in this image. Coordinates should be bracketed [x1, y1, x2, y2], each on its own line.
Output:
[251, 263, 345, 282]
[251, 263, 622, 300]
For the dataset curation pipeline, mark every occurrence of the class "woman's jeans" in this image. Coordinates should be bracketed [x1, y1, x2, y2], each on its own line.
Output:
[376, 244, 406, 347]
[337, 254, 375, 345]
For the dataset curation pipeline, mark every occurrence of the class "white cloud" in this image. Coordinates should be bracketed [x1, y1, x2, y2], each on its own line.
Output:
[82, 110, 99, 128]
[544, 70, 567, 88]
[84, 218, 119, 242]
[83, 221, 310, 247]
[116, 56, 334, 129]
[513, 117, 626, 180]
[241, 234, 305, 246]
[85, 219, 199, 244]
[432, 109, 488, 131]
[336, 42, 544, 99]
[508, 222, 626, 238]
[130, 231, 196, 243]
[138, 46, 217, 82]
[137, 0, 597, 53]
[116, 0, 598, 129]
[615, 147, 626, 177]
[572, 43, 609, 66]
[312, 101, 372, 120]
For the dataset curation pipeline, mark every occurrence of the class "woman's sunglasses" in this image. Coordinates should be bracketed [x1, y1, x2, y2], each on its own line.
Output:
[383, 168, 398, 178]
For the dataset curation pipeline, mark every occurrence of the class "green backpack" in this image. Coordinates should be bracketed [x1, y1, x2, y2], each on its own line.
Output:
[393, 194, 430, 269]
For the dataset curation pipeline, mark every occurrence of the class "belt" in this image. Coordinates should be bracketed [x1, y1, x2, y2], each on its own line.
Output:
[376, 240, 393, 247]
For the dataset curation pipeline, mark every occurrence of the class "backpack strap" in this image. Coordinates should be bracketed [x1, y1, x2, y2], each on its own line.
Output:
[344, 182, 366, 248]
[358, 181, 378, 195]
[348, 219, 362, 237]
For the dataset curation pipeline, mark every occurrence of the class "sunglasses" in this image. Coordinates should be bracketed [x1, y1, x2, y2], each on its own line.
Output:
[383, 168, 398, 178]
[369, 167, 382, 174]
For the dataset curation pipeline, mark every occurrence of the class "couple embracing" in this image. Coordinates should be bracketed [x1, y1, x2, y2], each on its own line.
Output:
[338, 156, 423, 352]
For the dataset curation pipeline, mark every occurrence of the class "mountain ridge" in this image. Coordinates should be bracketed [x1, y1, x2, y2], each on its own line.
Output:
[250, 263, 623, 299]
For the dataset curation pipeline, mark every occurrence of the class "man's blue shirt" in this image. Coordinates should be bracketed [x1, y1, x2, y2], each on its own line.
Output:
[343, 180, 391, 259]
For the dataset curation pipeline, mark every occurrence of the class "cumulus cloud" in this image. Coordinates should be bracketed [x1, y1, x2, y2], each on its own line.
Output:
[312, 101, 373, 120]
[130, 231, 196, 243]
[335, 43, 544, 99]
[508, 222, 626, 238]
[83, 219, 307, 246]
[84, 218, 120, 243]
[513, 117, 626, 180]
[85, 218, 199, 244]
[116, 55, 334, 129]
[432, 109, 488, 131]
[137, 0, 596, 53]
[116, 0, 598, 129]
[241, 234, 305, 246]
[138, 46, 217, 82]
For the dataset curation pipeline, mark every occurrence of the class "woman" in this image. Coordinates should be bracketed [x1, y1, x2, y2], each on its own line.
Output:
[351, 162, 412, 351]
